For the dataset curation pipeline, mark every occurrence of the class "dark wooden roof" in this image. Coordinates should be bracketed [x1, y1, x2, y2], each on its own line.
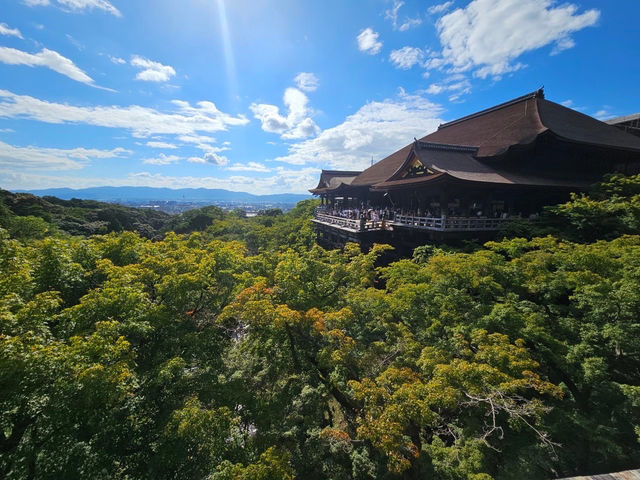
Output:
[309, 170, 362, 194]
[350, 90, 640, 188]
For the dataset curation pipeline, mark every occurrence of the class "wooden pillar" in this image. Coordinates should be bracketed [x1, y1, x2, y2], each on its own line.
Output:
[439, 188, 449, 217]
[483, 190, 493, 217]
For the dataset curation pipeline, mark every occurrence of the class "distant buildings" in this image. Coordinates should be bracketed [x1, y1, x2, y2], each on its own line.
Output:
[310, 89, 640, 250]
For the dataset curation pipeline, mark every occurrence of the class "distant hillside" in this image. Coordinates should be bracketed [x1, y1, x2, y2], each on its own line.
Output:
[0, 188, 318, 241]
[0, 189, 171, 238]
[16, 186, 311, 204]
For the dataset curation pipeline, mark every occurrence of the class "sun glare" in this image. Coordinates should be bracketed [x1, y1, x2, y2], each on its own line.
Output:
[215, 0, 238, 101]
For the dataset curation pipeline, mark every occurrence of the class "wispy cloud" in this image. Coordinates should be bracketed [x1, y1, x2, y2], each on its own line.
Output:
[226, 161, 270, 172]
[0, 47, 90, 83]
[146, 141, 178, 149]
[357, 28, 383, 55]
[108, 55, 126, 64]
[23, 0, 122, 17]
[385, 0, 422, 31]
[0, 139, 129, 170]
[427, 1, 453, 15]
[142, 153, 181, 166]
[0, 89, 250, 137]
[0, 47, 113, 90]
[424, 75, 472, 101]
[0, 23, 23, 39]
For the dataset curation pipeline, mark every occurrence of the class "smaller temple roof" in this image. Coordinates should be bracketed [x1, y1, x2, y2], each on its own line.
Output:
[309, 170, 362, 194]
[371, 141, 588, 190]
[606, 112, 640, 125]
[606, 112, 640, 138]
[557, 468, 640, 480]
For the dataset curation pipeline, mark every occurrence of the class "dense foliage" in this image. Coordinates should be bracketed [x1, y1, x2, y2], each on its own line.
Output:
[0, 189, 316, 251]
[1, 176, 640, 479]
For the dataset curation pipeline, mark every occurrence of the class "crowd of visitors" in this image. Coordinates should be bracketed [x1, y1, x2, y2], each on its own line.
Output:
[317, 206, 515, 220]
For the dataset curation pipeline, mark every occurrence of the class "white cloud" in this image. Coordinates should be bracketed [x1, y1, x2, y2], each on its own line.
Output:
[0, 23, 23, 39]
[24, 0, 121, 17]
[594, 109, 612, 121]
[226, 162, 270, 172]
[398, 18, 422, 32]
[0, 47, 100, 87]
[357, 28, 383, 55]
[109, 55, 126, 64]
[389, 46, 425, 69]
[550, 37, 575, 56]
[294, 72, 319, 92]
[251, 104, 288, 134]
[425, 76, 471, 100]
[131, 55, 176, 82]
[178, 134, 216, 144]
[427, 1, 453, 15]
[142, 153, 181, 166]
[385, 0, 422, 31]
[430, 0, 599, 79]
[385, 1, 403, 28]
[0, 89, 249, 137]
[282, 117, 319, 140]
[146, 141, 177, 149]
[274, 89, 444, 170]
[250, 87, 319, 140]
[177, 133, 226, 152]
[187, 152, 228, 166]
[0, 139, 128, 170]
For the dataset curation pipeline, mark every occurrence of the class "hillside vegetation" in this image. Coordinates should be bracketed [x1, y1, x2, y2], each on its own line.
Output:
[1, 175, 640, 479]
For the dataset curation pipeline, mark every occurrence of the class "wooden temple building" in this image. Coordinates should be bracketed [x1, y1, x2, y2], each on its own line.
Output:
[310, 89, 640, 250]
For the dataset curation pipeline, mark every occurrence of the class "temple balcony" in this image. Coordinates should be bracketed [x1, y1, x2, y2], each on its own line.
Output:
[313, 211, 513, 233]
[312, 213, 385, 232]
[393, 214, 510, 231]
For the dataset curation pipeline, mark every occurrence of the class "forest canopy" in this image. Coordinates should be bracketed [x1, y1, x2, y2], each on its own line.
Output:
[1, 175, 640, 479]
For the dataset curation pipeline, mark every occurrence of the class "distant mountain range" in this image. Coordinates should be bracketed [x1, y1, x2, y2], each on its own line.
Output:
[15, 186, 312, 204]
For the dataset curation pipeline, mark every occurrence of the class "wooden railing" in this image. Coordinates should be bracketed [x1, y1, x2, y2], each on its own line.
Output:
[314, 211, 513, 232]
[393, 214, 509, 231]
[313, 214, 383, 231]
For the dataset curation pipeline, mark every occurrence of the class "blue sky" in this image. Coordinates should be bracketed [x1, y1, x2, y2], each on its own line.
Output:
[0, 0, 638, 194]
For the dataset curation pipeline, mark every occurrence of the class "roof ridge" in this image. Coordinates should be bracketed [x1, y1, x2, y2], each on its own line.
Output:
[320, 169, 362, 174]
[438, 88, 545, 130]
[415, 139, 478, 153]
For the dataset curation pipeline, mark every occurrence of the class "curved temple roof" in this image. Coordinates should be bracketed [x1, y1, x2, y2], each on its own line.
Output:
[350, 89, 640, 189]
[309, 170, 362, 194]
[372, 141, 589, 190]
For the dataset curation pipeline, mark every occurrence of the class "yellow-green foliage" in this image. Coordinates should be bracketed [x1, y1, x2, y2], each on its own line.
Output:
[2, 178, 640, 479]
